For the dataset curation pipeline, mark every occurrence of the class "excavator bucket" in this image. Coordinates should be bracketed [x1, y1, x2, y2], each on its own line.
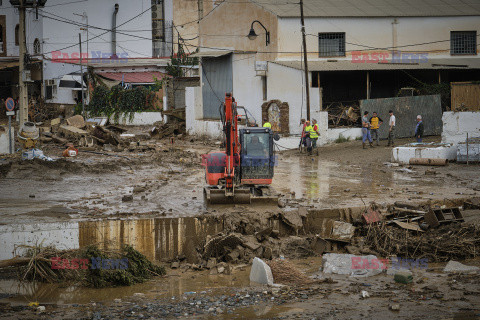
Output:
[204, 186, 278, 206]
[204, 187, 251, 205]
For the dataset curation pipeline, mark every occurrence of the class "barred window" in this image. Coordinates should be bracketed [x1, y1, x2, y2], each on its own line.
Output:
[451, 31, 477, 55]
[319, 32, 345, 57]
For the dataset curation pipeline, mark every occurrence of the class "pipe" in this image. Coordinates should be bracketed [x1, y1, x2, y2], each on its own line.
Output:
[112, 3, 119, 56]
[409, 158, 448, 166]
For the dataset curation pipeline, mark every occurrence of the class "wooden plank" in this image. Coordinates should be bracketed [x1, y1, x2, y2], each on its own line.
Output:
[451, 82, 480, 111]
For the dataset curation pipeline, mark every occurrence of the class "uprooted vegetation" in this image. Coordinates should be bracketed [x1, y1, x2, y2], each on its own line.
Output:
[360, 223, 480, 262]
[11, 244, 165, 287]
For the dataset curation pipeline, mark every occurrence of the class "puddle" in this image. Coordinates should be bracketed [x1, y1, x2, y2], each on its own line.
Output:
[0, 268, 251, 305]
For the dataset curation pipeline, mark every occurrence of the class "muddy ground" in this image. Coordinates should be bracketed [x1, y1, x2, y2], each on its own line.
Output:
[1, 133, 479, 319]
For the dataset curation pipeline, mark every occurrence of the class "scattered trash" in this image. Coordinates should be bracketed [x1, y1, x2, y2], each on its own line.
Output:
[22, 148, 54, 161]
[443, 261, 480, 273]
[361, 290, 370, 298]
[394, 270, 413, 284]
[62, 144, 78, 157]
[37, 306, 46, 312]
[250, 257, 274, 285]
[390, 304, 400, 311]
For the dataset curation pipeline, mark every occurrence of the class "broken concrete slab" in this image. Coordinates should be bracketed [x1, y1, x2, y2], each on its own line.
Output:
[250, 257, 274, 285]
[322, 253, 383, 277]
[443, 261, 480, 273]
[66, 115, 85, 128]
[58, 125, 88, 139]
[50, 118, 61, 126]
[323, 220, 355, 242]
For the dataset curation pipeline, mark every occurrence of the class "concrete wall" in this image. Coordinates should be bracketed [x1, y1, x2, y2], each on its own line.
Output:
[327, 128, 362, 142]
[113, 112, 164, 126]
[442, 111, 480, 145]
[0, 126, 15, 154]
[392, 143, 457, 164]
[277, 16, 480, 61]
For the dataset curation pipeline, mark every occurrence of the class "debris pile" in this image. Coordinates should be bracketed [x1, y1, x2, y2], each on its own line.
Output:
[5, 244, 165, 287]
[325, 103, 360, 127]
[37, 115, 185, 151]
[361, 223, 480, 262]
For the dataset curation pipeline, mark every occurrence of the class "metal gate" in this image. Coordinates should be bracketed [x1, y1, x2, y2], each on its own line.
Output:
[201, 54, 233, 119]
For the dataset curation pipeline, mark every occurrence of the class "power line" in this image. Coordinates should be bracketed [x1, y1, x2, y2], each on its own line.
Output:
[33, 5, 154, 56]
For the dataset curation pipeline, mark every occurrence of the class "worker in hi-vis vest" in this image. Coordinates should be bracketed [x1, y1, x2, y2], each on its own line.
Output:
[305, 120, 314, 155]
[263, 118, 272, 128]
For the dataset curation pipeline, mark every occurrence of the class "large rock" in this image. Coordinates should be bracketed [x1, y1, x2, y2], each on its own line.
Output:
[443, 261, 480, 273]
[250, 257, 274, 285]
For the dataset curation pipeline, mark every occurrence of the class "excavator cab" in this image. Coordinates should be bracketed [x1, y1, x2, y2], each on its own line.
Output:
[203, 93, 279, 205]
[239, 128, 275, 185]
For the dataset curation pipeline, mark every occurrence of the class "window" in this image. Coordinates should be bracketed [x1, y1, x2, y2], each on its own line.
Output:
[45, 80, 57, 100]
[318, 32, 345, 57]
[33, 38, 40, 54]
[15, 24, 19, 46]
[451, 31, 477, 55]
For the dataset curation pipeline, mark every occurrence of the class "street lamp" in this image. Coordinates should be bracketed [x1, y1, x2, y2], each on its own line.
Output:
[247, 20, 270, 46]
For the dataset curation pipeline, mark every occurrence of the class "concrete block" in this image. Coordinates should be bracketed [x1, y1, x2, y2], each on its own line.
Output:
[442, 112, 480, 145]
[249, 257, 274, 285]
[0, 126, 15, 154]
[391, 143, 456, 164]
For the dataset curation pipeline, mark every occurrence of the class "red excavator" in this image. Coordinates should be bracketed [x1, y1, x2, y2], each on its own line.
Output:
[202, 93, 279, 204]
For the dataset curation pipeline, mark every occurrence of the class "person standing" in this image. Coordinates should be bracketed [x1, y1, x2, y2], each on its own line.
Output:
[387, 110, 396, 147]
[362, 111, 374, 149]
[311, 119, 319, 154]
[415, 115, 424, 143]
[299, 118, 306, 149]
[263, 118, 272, 128]
[304, 120, 314, 154]
[369, 112, 383, 146]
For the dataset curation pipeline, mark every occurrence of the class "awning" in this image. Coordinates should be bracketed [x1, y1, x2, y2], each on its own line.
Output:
[190, 50, 233, 58]
[59, 74, 83, 88]
[97, 71, 169, 84]
[273, 58, 480, 71]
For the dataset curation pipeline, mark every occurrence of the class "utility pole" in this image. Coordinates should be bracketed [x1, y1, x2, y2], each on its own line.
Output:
[300, 0, 310, 120]
[10, 0, 47, 125]
[18, 0, 28, 125]
[79, 33, 85, 116]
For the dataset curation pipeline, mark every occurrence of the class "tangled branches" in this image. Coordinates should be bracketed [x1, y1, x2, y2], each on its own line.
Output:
[361, 223, 480, 262]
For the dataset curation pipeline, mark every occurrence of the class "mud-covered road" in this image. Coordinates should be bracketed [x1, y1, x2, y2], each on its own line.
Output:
[1, 135, 479, 319]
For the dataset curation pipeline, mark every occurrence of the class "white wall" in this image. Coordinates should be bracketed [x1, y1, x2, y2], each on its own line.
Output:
[1, 4, 43, 57]
[41, 0, 152, 60]
[277, 16, 480, 61]
[113, 112, 164, 126]
[442, 111, 480, 145]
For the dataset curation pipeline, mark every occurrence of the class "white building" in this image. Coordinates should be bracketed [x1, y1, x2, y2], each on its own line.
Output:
[188, 0, 480, 140]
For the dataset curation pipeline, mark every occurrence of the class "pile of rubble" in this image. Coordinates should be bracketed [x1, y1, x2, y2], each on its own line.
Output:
[36, 115, 185, 152]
